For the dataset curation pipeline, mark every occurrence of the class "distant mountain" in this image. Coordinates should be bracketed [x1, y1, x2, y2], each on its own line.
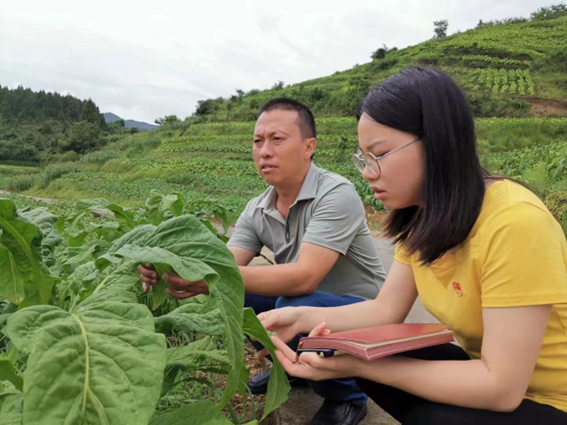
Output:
[124, 119, 156, 131]
[103, 112, 156, 131]
[103, 112, 122, 123]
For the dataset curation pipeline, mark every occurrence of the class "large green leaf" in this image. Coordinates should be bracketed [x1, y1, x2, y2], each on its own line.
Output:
[0, 245, 24, 306]
[20, 207, 62, 267]
[97, 224, 156, 265]
[242, 308, 290, 419]
[187, 200, 230, 233]
[64, 198, 110, 234]
[145, 191, 184, 225]
[106, 204, 140, 232]
[114, 245, 220, 310]
[62, 198, 144, 238]
[67, 222, 120, 248]
[0, 199, 58, 306]
[63, 240, 111, 271]
[166, 336, 230, 373]
[154, 302, 225, 336]
[142, 216, 244, 408]
[0, 358, 23, 392]
[94, 215, 244, 408]
[0, 391, 22, 425]
[150, 400, 232, 425]
[6, 288, 166, 425]
[160, 335, 232, 397]
[57, 261, 101, 309]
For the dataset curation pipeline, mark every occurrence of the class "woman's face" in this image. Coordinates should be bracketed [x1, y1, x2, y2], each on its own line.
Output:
[357, 113, 425, 210]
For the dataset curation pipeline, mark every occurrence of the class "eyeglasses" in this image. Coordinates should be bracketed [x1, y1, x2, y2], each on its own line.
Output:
[351, 137, 421, 177]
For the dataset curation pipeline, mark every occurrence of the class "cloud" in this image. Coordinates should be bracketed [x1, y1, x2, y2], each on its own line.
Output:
[0, 0, 556, 122]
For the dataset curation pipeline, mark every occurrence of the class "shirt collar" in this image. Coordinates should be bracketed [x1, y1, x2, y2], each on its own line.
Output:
[256, 186, 277, 211]
[295, 162, 320, 202]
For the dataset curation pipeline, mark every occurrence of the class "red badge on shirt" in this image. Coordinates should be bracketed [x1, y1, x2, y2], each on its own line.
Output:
[452, 282, 463, 297]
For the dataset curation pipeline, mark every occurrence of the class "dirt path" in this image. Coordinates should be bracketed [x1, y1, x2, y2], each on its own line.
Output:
[0, 190, 55, 204]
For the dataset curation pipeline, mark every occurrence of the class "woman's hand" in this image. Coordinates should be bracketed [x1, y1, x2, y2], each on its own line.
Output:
[258, 307, 305, 346]
[272, 322, 361, 381]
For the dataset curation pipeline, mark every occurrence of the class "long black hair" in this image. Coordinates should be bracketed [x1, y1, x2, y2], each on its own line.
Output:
[359, 67, 487, 264]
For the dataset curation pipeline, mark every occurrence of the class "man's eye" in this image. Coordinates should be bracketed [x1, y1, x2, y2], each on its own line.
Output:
[253, 139, 261, 144]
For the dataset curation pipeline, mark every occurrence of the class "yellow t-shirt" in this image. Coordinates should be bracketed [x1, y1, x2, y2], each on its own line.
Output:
[395, 180, 567, 413]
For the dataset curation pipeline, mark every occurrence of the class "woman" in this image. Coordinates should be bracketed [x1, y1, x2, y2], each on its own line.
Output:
[259, 67, 567, 424]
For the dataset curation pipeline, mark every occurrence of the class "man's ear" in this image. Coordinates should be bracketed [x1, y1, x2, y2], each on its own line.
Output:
[305, 137, 317, 159]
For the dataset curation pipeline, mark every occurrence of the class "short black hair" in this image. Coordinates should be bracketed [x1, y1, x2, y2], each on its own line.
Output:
[258, 98, 317, 139]
[360, 67, 487, 265]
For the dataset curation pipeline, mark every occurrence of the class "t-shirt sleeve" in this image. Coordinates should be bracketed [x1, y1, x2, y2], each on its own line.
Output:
[301, 183, 367, 255]
[226, 199, 263, 254]
[479, 201, 567, 308]
[394, 243, 412, 265]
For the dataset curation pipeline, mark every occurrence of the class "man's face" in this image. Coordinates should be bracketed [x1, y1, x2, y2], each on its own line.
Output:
[252, 109, 315, 187]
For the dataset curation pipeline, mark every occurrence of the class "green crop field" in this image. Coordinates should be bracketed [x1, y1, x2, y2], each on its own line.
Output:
[1, 117, 566, 232]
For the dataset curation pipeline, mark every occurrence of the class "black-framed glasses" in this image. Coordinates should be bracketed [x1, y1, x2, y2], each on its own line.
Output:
[351, 137, 421, 177]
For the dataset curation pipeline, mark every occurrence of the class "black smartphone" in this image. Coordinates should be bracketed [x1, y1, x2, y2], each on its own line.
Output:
[296, 348, 336, 358]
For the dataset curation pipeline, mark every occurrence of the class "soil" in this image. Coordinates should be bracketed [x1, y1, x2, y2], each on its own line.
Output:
[529, 98, 567, 117]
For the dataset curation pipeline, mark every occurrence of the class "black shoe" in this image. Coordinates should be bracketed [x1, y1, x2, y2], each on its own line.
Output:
[248, 369, 309, 394]
[311, 400, 367, 425]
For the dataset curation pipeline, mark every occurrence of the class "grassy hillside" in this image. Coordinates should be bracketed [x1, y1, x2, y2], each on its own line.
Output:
[1, 117, 566, 233]
[193, 7, 567, 121]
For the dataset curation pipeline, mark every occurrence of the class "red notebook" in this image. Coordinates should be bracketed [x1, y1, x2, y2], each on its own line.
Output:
[297, 324, 453, 361]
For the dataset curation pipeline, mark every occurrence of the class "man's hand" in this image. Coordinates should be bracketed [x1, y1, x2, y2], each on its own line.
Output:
[138, 263, 210, 300]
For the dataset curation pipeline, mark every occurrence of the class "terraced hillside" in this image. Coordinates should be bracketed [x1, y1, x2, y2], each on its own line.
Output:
[1, 117, 566, 234]
[193, 8, 567, 121]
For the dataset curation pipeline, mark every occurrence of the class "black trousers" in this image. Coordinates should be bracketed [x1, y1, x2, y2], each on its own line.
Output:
[355, 344, 567, 425]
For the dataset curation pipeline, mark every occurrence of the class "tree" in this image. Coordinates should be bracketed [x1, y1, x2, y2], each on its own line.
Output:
[105, 119, 126, 135]
[0, 85, 85, 123]
[154, 115, 181, 126]
[531, 3, 567, 20]
[195, 100, 214, 116]
[371, 47, 387, 60]
[371, 44, 397, 61]
[62, 122, 101, 153]
[433, 20, 449, 39]
[194, 98, 225, 117]
[81, 99, 104, 127]
[271, 81, 285, 90]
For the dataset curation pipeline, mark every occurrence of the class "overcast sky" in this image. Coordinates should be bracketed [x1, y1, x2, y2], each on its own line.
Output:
[0, 0, 556, 123]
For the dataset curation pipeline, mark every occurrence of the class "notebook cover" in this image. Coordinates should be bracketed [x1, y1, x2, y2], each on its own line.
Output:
[298, 324, 454, 361]
[301, 324, 451, 345]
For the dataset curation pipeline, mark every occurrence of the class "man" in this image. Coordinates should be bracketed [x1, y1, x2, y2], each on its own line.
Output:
[139, 98, 386, 425]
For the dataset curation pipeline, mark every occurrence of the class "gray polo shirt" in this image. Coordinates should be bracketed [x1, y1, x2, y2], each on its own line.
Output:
[227, 163, 386, 300]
